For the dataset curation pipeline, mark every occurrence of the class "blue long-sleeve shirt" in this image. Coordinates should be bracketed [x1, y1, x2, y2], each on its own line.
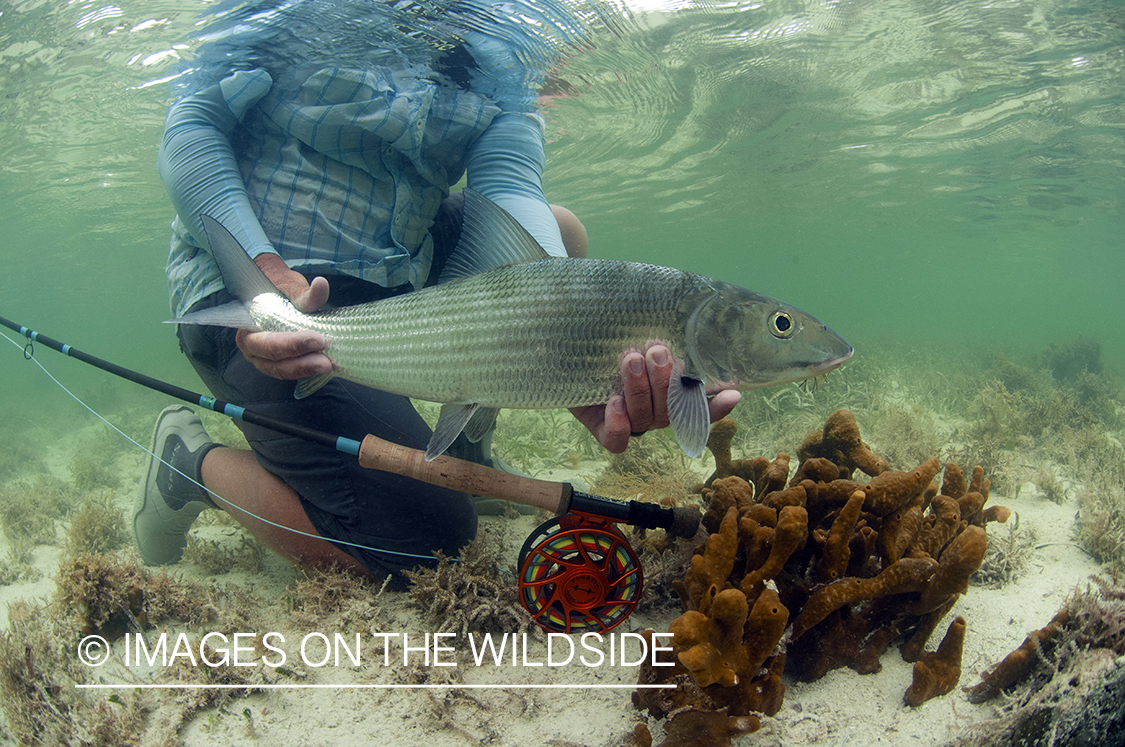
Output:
[160, 1, 569, 318]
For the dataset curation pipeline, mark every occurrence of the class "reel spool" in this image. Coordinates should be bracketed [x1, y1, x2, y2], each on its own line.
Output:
[517, 512, 642, 634]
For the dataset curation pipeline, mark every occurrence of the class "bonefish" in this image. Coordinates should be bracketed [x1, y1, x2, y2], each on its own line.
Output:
[171, 190, 853, 460]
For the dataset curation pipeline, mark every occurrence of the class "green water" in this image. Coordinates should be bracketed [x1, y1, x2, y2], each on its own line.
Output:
[2, 0, 1122, 427]
[539, 0, 1125, 359]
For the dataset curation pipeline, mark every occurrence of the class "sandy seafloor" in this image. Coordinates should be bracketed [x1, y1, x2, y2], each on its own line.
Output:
[0, 384, 1111, 747]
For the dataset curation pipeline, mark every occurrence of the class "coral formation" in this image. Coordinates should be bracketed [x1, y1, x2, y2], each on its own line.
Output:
[905, 616, 966, 706]
[795, 408, 890, 479]
[965, 609, 1069, 703]
[590, 444, 706, 613]
[633, 528, 706, 613]
[953, 575, 1125, 746]
[699, 417, 787, 490]
[627, 707, 761, 747]
[635, 410, 1008, 728]
[967, 574, 1125, 704]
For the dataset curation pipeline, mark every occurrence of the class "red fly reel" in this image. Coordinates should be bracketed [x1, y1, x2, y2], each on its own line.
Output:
[518, 512, 643, 634]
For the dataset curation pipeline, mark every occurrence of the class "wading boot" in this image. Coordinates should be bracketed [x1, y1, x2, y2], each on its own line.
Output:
[133, 405, 221, 564]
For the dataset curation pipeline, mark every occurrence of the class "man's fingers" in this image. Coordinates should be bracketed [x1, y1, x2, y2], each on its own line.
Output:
[247, 351, 334, 380]
[620, 351, 653, 433]
[577, 396, 630, 454]
[568, 397, 631, 454]
[236, 329, 332, 380]
[599, 396, 631, 453]
[238, 329, 327, 361]
[296, 276, 330, 313]
[571, 385, 740, 454]
[644, 345, 672, 429]
[231, 270, 330, 380]
[708, 389, 741, 423]
[620, 345, 674, 434]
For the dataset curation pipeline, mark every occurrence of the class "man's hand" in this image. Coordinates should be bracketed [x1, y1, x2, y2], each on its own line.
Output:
[569, 344, 741, 454]
[234, 253, 334, 380]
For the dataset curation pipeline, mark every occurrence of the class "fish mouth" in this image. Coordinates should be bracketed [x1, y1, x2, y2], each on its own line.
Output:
[807, 345, 854, 375]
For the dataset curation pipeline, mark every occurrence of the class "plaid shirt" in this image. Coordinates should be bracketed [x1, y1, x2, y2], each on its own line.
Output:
[162, 61, 562, 318]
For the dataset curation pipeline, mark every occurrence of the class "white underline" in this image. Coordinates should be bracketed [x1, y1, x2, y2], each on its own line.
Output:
[77, 683, 674, 690]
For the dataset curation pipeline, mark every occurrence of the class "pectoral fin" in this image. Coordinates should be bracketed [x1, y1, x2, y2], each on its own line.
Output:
[426, 403, 481, 461]
[667, 373, 710, 459]
[294, 371, 336, 400]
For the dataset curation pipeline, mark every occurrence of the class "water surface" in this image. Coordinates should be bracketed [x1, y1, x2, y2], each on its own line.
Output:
[2, 0, 1122, 418]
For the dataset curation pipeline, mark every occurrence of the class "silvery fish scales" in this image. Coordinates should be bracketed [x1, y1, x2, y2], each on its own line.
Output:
[267, 258, 696, 409]
[174, 190, 853, 460]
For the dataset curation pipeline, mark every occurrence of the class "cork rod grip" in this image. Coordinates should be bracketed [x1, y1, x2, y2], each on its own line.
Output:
[357, 434, 571, 514]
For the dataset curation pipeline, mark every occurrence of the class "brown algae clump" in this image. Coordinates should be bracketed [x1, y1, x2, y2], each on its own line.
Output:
[1, 553, 232, 746]
[286, 563, 390, 630]
[1042, 335, 1103, 383]
[0, 474, 73, 547]
[406, 529, 531, 636]
[68, 454, 122, 492]
[184, 532, 265, 575]
[64, 493, 128, 557]
[55, 553, 215, 638]
[0, 600, 147, 747]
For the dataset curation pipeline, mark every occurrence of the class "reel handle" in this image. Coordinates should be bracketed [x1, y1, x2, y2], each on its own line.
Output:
[357, 433, 700, 538]
[568, 491, 701, 539]
[358, 433, 571, 513]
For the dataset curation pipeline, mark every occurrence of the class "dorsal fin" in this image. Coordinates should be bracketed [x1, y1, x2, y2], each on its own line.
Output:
[437, 189, 550, 284]
[199, 214, 280, 302]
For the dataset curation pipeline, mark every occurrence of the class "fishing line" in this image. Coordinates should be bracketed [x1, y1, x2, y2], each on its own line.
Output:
[0, 325, 443, 564]
[2, 315, 704, 633]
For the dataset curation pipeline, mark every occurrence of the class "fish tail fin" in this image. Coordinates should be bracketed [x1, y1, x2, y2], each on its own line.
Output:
[165, 302, 258, 329]
[199, 214, 280, 302]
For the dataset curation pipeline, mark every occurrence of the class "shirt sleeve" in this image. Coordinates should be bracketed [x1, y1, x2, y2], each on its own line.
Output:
[157, 70, 277, 258]
[465, 112, 567, 258]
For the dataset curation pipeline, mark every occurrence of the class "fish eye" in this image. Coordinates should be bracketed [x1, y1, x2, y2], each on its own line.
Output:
[769, 311, 795, 339]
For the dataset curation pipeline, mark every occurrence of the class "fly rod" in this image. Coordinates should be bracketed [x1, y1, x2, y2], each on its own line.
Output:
[0, 313, 700, 538]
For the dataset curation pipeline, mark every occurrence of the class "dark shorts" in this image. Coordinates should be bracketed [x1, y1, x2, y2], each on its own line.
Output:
[176, 194, 477, 579]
